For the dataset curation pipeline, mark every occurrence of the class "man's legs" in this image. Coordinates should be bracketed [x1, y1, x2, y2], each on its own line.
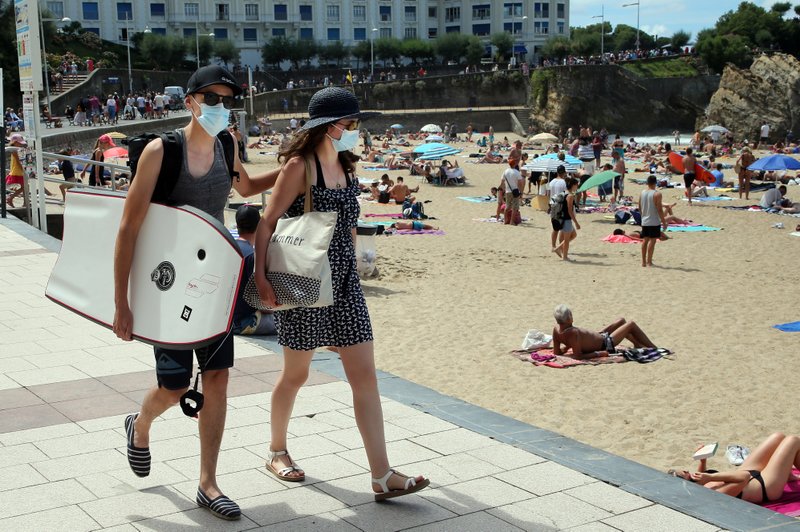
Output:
[197, 368, 229, 498]
[641, 239, 648, 267]
[646, 238, 657, 266]
[610, 321, 656, 348]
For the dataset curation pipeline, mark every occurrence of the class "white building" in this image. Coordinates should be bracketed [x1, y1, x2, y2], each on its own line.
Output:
[44, 0, 569, 67]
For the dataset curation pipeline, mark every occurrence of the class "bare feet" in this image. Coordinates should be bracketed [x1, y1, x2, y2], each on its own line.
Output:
[552, 247, 562, 258]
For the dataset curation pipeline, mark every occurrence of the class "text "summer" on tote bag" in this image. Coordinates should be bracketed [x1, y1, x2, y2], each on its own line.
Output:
[244, 158, 337, 311]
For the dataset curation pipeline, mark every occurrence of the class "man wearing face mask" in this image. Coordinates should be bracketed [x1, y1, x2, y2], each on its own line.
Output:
[113, 65, 280, 521]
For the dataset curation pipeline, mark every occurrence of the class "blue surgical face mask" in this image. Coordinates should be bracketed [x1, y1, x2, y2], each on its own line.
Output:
[191, 98, 229, 137]
[328, 125, 360, 152]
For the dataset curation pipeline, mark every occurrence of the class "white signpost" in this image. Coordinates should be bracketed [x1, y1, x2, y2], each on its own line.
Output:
[14, 0, 47, 232]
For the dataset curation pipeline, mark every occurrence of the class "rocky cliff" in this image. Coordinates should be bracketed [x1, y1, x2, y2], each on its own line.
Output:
[529, 64, 720, 135]
[699, 53, 800, 141]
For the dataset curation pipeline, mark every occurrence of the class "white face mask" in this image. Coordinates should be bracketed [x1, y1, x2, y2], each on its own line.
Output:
[190, 97, 230, 137]
[328, 124, 360, 152]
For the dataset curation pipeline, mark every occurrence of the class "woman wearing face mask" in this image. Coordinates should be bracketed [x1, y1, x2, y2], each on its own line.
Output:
[113, 65, 280, 522]
[253, 87, 430, 501]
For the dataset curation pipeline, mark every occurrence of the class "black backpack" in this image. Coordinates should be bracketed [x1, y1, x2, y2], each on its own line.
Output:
[125, 129, 238, 204]
[549, 192, 568, 222]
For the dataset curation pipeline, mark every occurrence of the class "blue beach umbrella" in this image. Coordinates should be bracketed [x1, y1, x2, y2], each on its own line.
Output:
[417, 146, 462, 160]
[537, 153, 583, 165]
[413, 142, 457, 154]
[390, 124, 404, 129]
[748, 154, 800, 172]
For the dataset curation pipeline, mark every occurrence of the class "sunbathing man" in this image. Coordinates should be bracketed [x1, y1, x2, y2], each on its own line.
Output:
[389, 221, 438, 231]
[551, 304, 657, 360]
[388, 176, 418, 204]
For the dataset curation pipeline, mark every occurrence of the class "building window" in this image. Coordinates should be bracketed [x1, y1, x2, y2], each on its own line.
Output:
[185, 3, 198, 17]
[404, 6, 416, 22]
[245, 4, 258, 21]
[557, 21, 565, 34]
[379, 27, 391, 38]
[428, 27, 437, 38]
[353, 5, 366, 22]
[445, 25, 459, 33]
[216, 3, 229, 21]
[46, 1, 64, 19]
[243, 27, 257, 41]
[534, 2, 549, 19]
[472, 23, 490, 36]
[85, 27, 100, 35]
[404, 27, 417, 38]
[299, 27, 313, 39]
[119, 28, 129, 41]
[82, 2, 99, 20]
[557, 3, 565, 19]
[151, 27, 166, 35]
[274, 4, 287, 21]
[353, 27, 366, 40]
[534, 21, 549, 34]
[444, 7, 459, 23]
[379, 6, 391, 22]
[503, 22, 522, 34]
[273, 27, 285, 36]
[327, 28, 340, 40]
[326, 5, 339, 21]
[428, 7, 436, 18]
[214, 28, 228, 39]
[472, 4, 490, 20]
[503, 2, 522, 18]
[183, 27, 196, 37]
[117, 2, 132, 21]
[299, 5, 312, 21]
[150, 3, 165, 18]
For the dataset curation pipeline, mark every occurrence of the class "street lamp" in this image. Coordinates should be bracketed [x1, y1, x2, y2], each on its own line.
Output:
[39, 16, 71, 111]
[622, 1, 640, 51]
[370, 28, 378, 81]
[592, 5, 605, 58]
[513, 14, 527, 65]
[195, 18, 214, 69]
[125, 13, 150, 94]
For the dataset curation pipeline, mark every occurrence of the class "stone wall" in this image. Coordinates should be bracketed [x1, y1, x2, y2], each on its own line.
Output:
[698, 53, 800, 141]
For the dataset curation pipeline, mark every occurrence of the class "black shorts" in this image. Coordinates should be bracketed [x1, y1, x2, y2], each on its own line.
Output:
[760, 136, 769, 142]
[613, 176, 623, 190]
[579, 174, 590, 186]
[641, 225, 661, 239]
[684, 173, 696, 189]
[154, 333, 234, 390]
[551, 218, 563, 231]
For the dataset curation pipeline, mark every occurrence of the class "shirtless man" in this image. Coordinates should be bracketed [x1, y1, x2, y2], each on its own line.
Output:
[682, 148, 698, 206]
[551, 305, 657, 360]
[388, 176, 418, 204]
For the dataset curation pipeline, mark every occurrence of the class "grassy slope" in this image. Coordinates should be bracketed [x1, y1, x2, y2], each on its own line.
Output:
[621, 58, 699, 78]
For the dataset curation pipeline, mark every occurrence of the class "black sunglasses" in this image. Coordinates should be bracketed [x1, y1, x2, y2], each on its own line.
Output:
[195, 92, 237, 109]
[336, 120, 360, 131]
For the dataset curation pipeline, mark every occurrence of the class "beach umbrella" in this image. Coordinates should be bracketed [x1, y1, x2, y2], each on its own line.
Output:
[417, 147, 462, 160]
[424, 134, 443, 142]
[748, 154, 800, 172]
[578, 170, 620, 193]
[420, 124, 442, 133]
[701, 125, 729, 134]
[390, 124, 404, 130]
[529, 132, 558, 143]
[537, 152, 583, 165]
[524, 158, 581, 173]
[103, 147, 128, 158]
[105, 131, 127, 140]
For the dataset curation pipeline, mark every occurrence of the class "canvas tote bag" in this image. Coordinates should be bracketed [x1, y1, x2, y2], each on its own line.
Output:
[244, 158, 337, 311]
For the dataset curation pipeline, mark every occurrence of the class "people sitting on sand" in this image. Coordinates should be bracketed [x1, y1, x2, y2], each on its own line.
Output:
[475, 145, 503, 164]
[669, 432, 800, 505]
[612, 228, 669, 241]
[380, 174, 394, 189]
[388, 176, 418, 204]
[760, 185, 786, 209]
[774, 198, 800, 214]
[388, 221, 438, 231]
[551, 304, 657, 360]
[690, 181, 709, 198]
[440, 160, 466, 185]
[363, 181, 380, 201]
[362, 149, 384, 163]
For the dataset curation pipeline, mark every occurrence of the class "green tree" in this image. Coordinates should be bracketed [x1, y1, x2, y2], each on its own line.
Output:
[434, 33, 468, 63]
[286, 38, 317, 68]
[196, 35, 214, 66]
[213, 39, 238, 68]
[262, 36, 290, 67]
[138, 34, 186, 69]
[318, 41, 350, 66]
[671, 30, 692, 50]
[490, 32, 513, 61]
[0, 0, 20, 101]
[695, 31, 751, 73]
[400, 38, 433, 64]
[464, 35, 485, 66]
[571, 33, 601, 56]
[375, 37, 402, 66]
[541, 35, 572, 61]
[351, 40, 371, 70]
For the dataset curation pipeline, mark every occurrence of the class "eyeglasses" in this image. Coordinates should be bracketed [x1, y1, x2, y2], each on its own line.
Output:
[195, 92, 237, 109]
[336, 120, 360, 131]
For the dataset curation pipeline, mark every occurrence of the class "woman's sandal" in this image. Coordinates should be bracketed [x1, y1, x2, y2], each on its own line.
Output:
[266, 450, 305, 482]
[372, 468, 430, 502]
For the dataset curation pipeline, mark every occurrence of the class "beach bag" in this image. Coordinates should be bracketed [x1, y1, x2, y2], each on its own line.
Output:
[733, 158, 742, 174]
[521, 329, 553, 350]
[632, 210, 642, 225]
[614, 211, 631, 224]
[550, 192, 567, 222]
[243, 158, 336, 311]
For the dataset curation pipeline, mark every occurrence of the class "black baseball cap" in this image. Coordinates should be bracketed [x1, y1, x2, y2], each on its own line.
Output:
[235, 205, 260, 233]
[187, 65, 243, 96]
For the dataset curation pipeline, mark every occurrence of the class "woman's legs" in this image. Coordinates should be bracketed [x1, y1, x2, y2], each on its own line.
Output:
[269, 347, 315, 478]
[338, 342, 425, 492]
[740, 432, 786, 471]
[759, 435, 800, 500]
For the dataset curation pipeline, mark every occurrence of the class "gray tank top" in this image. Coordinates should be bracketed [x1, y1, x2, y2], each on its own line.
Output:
[166, 128, 231, 223]
[640, 189, 660, 227]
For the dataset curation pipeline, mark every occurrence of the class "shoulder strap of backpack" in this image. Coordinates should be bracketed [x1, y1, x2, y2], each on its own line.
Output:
[151, 130, 183, 203]
[216, 130, 240, 183]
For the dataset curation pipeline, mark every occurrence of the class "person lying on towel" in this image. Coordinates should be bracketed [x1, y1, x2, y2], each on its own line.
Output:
[551, 304, 657, 360]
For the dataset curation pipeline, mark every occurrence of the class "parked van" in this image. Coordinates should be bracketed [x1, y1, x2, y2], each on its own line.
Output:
[164, 86, 185, 109]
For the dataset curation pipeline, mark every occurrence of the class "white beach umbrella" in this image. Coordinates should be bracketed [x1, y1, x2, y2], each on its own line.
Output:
[424, 134, 444, 142]
[529, 132, 558, 144]
[701, 125, 729, 134]
[420, 124, 443, 133]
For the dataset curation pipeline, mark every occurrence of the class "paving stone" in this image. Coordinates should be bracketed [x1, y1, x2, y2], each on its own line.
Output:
[78, 414, 133, 433]
[566, 482, 653, 515]
[0, 387, 44, 410]
[171, 468, 287, 502]
[70, 357, 153, 378]
[166, 447, 263, 480]
[0, 504, 100, 532]
[290, 394, 351, 417]
[282, 412, 339, 436]
[466, 443, 547, 470]
[228, 374, 272, 397]
[601, 503, 719, 532]
[247, 432, 349, 463]
[36, 334, 111, 352]
[0, 373, 20, 390]
[296, 453, 369, 484]
[239, 485, 348, 527]
[312, 410, 359, 429]
[227, 391, 272, 409]
[0, 441, 49, 467]
[26, 377, 115, 403]
[495, 461, 596, 496]
[52, 392, 141, 422]
[0, 463, 48, 492]
[33, 448, 124, 481]
[234, 355, 285, 374]
[314, 473, 384, 507]
[87, 344, 153, 362]
[79, 485, 194, 528]
[565, 523, 621, 532]
[0, 341, 49, 358]
[0, 404, 72, 435]
[97, 371, 155, 393]
[35, 428, 123, 458]
[220, 422, 271, 450]
[337, 439, 443, 471]
[420, 476, 533, 515]
[387, 412, 460, 436]
[131, 507, 259, 531]
[0, 357, 36, 372]
[405, 511, 526, 532]
[142, 434, 201, 463]
[251, 512, 361, 531]
[489, 492, 613, 531]
[411, 427, 497, 456]
[0, 478, 96, 520]
[332, 493, 456, 532]
[6, 365, 91, 387]
[224, 405, 271, 429]
[295, 380, 352, 398]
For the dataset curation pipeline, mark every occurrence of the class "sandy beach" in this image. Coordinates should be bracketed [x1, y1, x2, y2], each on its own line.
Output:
[234, 132, 800, 475]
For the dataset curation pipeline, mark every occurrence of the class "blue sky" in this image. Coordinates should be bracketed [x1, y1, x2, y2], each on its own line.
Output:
[570, 0, 785, 41]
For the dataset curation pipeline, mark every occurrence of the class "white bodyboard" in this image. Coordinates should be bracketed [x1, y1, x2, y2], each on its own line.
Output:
[46, 190, 243, 349]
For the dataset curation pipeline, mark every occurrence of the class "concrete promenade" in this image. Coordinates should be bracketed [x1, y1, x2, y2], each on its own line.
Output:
[0, 215, 797, 531]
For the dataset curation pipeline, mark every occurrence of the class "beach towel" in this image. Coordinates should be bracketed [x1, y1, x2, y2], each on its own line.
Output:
[763, 470, 800, 517]
[358, 220, 394, 227]
[361, 167, 391, 171]
[602, 234, 640, 244]
[618, 347, 672, 363]
[473, 217, 530, 223]
[681, 196, 733, 202]
[511, 348, 626, 368]
[364, 213, 402, 219]
[666, 225, 721, 232]
[791, 232, 800, 237]
[773, 321, 800, 332]
[457, 196, 495, 203]
[393, 229, 445, 236]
